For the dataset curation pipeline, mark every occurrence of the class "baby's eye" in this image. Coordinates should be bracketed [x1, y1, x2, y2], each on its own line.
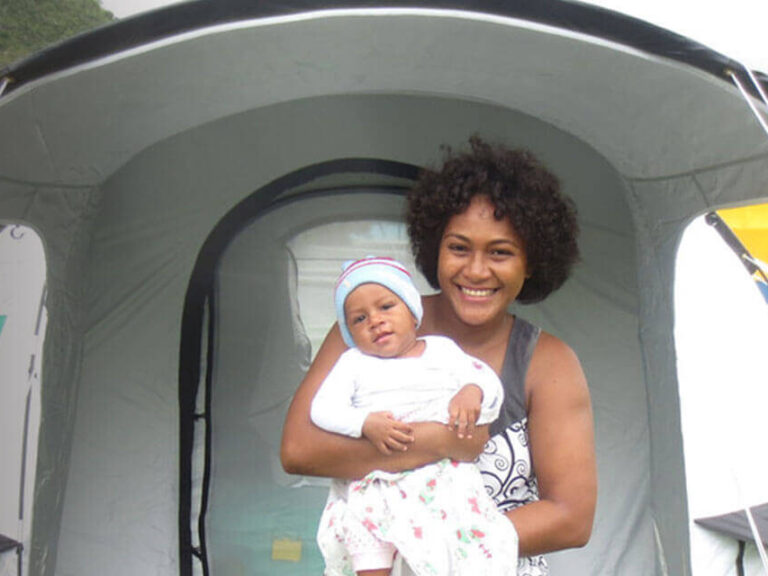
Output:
[351, 314, 366, 325]
[381, 301, 396, 311]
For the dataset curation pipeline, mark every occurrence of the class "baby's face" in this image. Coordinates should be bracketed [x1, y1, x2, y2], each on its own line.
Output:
[344, 283, 419, 358]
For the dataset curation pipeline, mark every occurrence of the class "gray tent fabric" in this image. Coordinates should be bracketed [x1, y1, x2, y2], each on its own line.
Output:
[1, 3, 767, 576]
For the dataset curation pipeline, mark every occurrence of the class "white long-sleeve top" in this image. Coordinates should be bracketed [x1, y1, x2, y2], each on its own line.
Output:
[310, 335, 503, 438]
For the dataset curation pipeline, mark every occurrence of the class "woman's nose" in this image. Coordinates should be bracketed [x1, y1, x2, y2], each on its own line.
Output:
[466, 252, 490, 280]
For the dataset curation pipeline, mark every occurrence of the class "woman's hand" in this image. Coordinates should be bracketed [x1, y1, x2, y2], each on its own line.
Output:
[412, 420, 489, 462]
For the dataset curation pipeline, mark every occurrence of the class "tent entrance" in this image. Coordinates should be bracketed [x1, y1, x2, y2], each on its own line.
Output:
[178, 160, 421, 576]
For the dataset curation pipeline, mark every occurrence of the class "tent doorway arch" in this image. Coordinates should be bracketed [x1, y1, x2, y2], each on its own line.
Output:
[178, 159, 420, 576]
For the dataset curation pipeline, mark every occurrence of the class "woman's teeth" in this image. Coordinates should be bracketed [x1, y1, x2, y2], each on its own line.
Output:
[461, 287, 495, 297]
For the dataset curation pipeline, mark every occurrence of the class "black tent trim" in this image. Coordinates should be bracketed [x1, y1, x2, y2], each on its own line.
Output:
[706, 212, 768, 288]
[177, 157, 419, 576]
[2, 0, 765, 98]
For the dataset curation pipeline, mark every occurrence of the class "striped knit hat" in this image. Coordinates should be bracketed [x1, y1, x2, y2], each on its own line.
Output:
[335, 256, 423, 347]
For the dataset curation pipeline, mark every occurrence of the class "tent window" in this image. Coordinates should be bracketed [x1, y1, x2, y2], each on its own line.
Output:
[178, 156, 426, 575]
[198, 197, 434, 575]
[287, 219, 434, 360]
[0, 224, 46, 576]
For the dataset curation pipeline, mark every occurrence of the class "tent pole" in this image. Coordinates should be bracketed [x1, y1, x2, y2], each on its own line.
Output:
[743, 506, 768, 573]
[746, 69, 768, 107]
[727, 69, 768, 137]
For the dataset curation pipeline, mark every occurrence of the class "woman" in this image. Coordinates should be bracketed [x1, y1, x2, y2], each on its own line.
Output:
[281, 137, 596, 574]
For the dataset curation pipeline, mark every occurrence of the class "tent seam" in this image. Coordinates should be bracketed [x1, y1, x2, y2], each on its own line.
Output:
[626, 152, 768, 184]
[0, 174, 96, 190]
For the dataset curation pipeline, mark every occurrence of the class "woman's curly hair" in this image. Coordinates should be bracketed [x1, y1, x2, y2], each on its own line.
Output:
[407, 136, 580, 304]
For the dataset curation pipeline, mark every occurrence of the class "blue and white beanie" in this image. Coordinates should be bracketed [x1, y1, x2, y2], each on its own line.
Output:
[335, 256, 423, 347]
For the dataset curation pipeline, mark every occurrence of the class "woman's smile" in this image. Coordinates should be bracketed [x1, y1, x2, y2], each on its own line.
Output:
[457, 286, 499, 298]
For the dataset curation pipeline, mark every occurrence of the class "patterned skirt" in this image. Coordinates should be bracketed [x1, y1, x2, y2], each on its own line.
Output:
[317, 458, 518, 576]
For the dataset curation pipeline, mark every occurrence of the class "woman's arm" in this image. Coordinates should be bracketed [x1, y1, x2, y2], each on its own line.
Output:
[506, 332, 597, 557]
[280, 324, 488, 479]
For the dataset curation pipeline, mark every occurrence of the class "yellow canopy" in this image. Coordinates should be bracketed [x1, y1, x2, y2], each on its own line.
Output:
[718, 203, 768, 266]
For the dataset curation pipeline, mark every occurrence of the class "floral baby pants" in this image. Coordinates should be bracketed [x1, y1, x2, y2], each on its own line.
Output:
[317, 458, 518, 575]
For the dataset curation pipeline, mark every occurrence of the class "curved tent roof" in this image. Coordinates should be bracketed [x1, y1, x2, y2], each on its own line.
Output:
[1, 2, 767, 576]
[1, 1, 766, 185]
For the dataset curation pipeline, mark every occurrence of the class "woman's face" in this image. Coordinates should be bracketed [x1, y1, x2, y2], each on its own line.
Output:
[437, 195, 529, 327]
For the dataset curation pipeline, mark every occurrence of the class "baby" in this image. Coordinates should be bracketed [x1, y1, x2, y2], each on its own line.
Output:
[311, 256, 518, 576]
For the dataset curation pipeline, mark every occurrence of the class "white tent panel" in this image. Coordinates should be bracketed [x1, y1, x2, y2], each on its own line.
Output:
[0, 226, 45, 576]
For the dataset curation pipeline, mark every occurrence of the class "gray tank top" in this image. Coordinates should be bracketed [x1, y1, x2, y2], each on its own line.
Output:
[477, 316, 549, 576]
[490, 316, 540, 437]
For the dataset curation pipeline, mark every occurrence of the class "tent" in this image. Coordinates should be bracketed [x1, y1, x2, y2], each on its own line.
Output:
[1, 1, 767, 575]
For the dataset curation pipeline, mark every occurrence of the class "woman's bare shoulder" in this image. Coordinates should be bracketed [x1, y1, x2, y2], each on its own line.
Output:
[533, 328, 578, 357]
[527, 329, 586, 395]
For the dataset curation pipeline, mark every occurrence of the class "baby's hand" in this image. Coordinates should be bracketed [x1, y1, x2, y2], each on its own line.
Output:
[447, 384, 483, 439]
[362, 412, 414, 455]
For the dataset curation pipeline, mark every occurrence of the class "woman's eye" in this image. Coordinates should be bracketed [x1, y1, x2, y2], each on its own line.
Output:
[448, 243, 468, 253]
[490, 249, 513, 257]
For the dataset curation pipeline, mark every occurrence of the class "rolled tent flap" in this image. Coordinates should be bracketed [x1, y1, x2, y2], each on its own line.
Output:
[694, 504, 768, 574]
[0, 3, 767, 576]
[695, 504, 768, 547]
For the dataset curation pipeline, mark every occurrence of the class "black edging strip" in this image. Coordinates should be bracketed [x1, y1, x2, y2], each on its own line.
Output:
[177, 157, 419, 576]
[197, 284, 215, 576]
[2, 0, 764, 97]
